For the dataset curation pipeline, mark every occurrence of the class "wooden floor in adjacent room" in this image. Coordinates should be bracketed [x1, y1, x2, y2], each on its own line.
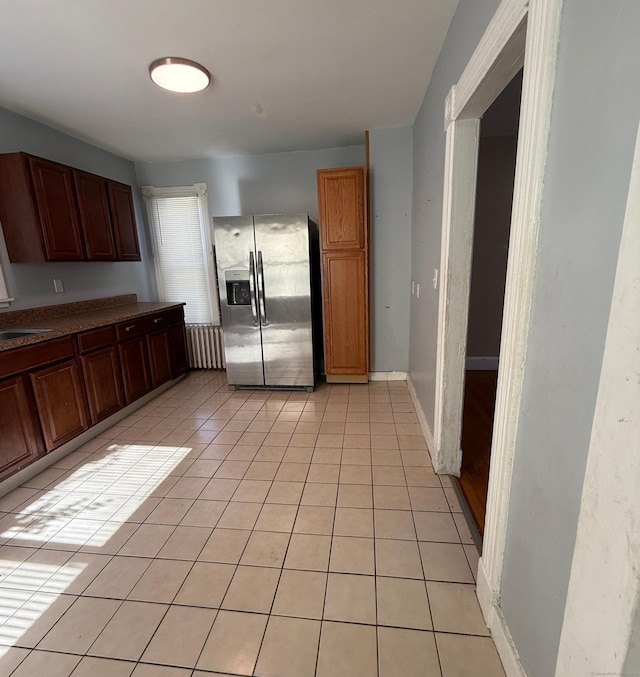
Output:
[460, 370, 499, 536]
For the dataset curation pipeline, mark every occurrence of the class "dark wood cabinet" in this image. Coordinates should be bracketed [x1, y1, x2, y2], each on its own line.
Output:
[81, 346, 125, 424]
[28, 156, 86, 261]
[169, 320, 188, 377]
[119, 336, 152, 404]
[317, 166, 369, 382]
[0, 304, 186, 481]
[147, 329, 172, 388]
[74, 170, 116, 260]
[108, 181, 141, 261]
[0, 152, 141, 263]
[30, 359, 89, 451]
[0, 376, 42, 480]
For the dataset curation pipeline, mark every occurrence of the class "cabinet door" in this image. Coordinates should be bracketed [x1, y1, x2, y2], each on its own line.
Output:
[322, 251, 368, 375]
[119, 336, 151, 403]
[147, 329, 172, 388]
[31, 359, 89, 451]
[81, 346, 125, 425]
[317, 167, 366, 250]
[169, 321, 189, 377]
[0, 376, 41, 479]
[28, 156, 85, 260]
[74, 170, 116, 260]
[107, 181, 141, 261]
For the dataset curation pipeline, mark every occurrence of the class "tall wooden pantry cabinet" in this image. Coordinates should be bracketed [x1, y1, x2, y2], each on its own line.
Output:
[316, 166, 369, 382]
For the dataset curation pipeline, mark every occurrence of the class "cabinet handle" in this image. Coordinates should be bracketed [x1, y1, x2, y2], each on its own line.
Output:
[154, 318, 162, 324]
[125, 325, 135, 332]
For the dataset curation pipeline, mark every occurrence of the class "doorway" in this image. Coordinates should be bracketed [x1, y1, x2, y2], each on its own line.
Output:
[460, 73, 522, 535]
[428, 0, 562, 658]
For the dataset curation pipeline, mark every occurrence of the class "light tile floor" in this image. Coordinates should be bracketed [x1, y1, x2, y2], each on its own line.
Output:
[0, 371, 506, 676]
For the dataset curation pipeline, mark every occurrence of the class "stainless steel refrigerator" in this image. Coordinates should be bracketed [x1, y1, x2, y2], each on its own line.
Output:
[213, 213, 314, 391]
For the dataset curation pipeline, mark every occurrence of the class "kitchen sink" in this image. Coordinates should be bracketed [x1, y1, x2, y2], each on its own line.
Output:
[0, 328, 52, 341]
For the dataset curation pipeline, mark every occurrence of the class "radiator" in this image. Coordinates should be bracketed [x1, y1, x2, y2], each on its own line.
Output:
[185, 324, 225, 369]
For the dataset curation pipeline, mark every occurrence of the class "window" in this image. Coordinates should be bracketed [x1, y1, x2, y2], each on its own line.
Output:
[0, 262, 12, 308]
[142, 183, 219, 325]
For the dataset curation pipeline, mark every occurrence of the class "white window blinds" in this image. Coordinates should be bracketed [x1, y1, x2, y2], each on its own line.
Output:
[142, 183, 220, 325]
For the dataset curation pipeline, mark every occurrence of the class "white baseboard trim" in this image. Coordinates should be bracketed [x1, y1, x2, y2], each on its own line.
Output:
[0, 375, 185, 500]
[466, 356, 499, 370]
[477, 558, 527, 677]
[369, 371, 408, 381]
[407, 375, 438, 468]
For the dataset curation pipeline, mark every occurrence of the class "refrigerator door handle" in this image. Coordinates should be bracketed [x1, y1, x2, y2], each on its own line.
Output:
[248, 251, 259, 326]
[257, 250, 267, 325]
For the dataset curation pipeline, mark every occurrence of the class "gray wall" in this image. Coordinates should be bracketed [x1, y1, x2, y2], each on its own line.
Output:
[369, 127, 413, 372]
[0, 106, 154, 312]
[135, 145, 365, 224]
[409, 0, 501, 427]
[500, 1, 640, 675]
[466, 135, 517, 358]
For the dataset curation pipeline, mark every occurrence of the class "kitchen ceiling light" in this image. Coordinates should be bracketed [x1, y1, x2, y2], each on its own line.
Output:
[149, 57, 211, 93]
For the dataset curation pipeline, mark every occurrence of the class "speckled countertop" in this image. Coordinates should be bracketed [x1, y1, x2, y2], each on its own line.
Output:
[0, 294, 185, 352]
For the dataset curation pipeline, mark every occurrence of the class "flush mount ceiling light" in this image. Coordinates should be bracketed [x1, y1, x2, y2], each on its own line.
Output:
[149, 57, 211, 93]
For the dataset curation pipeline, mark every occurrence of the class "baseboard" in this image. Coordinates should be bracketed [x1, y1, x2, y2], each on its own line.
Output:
[369, 371, 408, 381]
[466, 356, 499, 370]
[407, 375, 437, 465]
[0, 375, 185, 500]
[477, 558, 527, 677]
[326, 374, 369, 384]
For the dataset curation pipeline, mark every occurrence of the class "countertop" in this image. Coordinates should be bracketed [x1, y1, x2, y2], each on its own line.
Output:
[0, 295, 185, 352]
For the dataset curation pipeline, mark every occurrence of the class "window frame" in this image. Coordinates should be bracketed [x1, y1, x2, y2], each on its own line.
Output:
[142, 182, 220, 325]
[0, 261, 12, 308]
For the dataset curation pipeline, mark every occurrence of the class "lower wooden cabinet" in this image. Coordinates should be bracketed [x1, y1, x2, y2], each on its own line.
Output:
[0, 305, 187, 481]
[321, 250, 368, 376]
[0, 376, 41, 479]
[169, 321, 188, 377]
[81, 346, 125, 424]
[119, 336, 152, 404]
[30, 359, 89, 451]
[147, 329, 172, 388]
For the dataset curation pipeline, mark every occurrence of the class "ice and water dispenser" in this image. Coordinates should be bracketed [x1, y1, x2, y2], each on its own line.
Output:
[225, 270, 251, 306]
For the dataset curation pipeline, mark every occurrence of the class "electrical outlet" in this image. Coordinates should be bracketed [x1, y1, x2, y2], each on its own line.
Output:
[411, 281, 415, 295]
[416, 283, 420, 299]
[53, 278, 64, 293]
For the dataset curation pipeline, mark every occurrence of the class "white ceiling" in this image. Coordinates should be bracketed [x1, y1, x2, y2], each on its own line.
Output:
[0, 0, 458, 162]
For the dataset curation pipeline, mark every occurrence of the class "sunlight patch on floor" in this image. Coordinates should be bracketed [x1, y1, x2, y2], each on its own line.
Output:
[1, 444, 192, 548]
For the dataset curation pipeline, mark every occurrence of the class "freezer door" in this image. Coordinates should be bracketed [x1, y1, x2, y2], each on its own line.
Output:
[213, 216, 264, 386]
[254, 214, 314, 387]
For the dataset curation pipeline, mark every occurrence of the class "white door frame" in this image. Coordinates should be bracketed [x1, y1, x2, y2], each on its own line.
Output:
[432, 0, 563, 671]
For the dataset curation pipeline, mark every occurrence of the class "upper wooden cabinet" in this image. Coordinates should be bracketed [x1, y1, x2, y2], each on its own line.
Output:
[29, 156, 86, 260]
[108, 180, 141, 260]
[317, 167, 366, 249]
[0, 152, 141, 262]
[73, 170, 116, 260]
